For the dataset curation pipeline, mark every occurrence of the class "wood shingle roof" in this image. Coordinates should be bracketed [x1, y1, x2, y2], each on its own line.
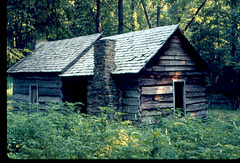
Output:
[60, 24, 179, 76]
[7, 33, 102, 73]
[9, 24, 209, 76]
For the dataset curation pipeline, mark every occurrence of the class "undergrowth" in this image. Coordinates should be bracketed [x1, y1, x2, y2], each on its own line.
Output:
[7, 102, 240, 159]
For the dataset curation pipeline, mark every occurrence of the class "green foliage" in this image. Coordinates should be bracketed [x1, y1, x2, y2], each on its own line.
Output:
[7, 0, 240, 97]
[7, 103, 240, 159]
[7, 46, 32, 69]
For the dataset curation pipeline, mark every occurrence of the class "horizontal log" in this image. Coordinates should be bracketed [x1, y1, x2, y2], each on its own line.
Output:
[186, 98, 206, 105]
[150, 66, 201, 72]
[186, 91, 206, 98]
[186, 85, 206, 92]
[185, 77, 205, 85]
[14, 86, 61, 96]
[141, 101, 173, 110]
[140, 76, 205, 86]
[38, 96, 62, 103]
[13, 93, 29, 101]
[13, 93, 62, 103]
[122, 90, 139, 98]
[122, 105, 139, 113]
[159, 55, 192, 61]
[142, 71, 206, 76]
[14, 75, 59, 80]
[141, 86, 173, 95]
[140, 78, 173, 86]
[158, 60, 196, 66]
[168, 37, 181, 44]
[186, 103, 206, 112]
[122, 97, 139, 106]
[186, 71, 207, 76]
[141, 94, 173, 102]
[14, 82, 61, 88]
[163, 48, 185, 55]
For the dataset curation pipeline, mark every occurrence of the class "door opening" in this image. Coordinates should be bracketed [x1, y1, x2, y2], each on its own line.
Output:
[30, 85, 38, 104]
[173, 80, 186, 116]
[61, 77, 88, 114]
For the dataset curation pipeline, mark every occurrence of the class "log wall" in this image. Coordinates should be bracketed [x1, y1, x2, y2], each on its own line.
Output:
[139, 32, 207, 123]
[118, 75, 140, 122]
[12, 73, 62, 108]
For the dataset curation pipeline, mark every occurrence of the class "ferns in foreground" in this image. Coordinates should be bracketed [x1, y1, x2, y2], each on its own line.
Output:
[7, 102, 240, 159]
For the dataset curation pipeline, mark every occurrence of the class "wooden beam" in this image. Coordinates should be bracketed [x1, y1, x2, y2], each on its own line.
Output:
[141, 86, 173, 95]
[141, 101, 173, 109]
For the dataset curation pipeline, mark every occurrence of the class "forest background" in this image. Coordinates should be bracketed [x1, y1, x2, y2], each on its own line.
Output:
[7, 0, 240, 100]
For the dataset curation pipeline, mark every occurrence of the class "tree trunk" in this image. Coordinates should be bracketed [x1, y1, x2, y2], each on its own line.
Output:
[118, 0, 123, 34]
[96, 0, 102, 33]
[131, 0, 136, 31]
[230, 0, 239, 56]
[157, 6, 160, 27]
[184, 0, 207, 32]
[141, 0, 151, 28]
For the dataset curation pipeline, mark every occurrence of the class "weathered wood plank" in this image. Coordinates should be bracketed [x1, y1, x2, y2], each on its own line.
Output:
[14, 86, 61, 96]
[13, 94, 29, 101]
[122, 105, 139, 113]
[141, 101, 173, 109]
[163, 48, 185, 55]
[159, 55, 192, 61]
[168, 37, 181, 44]
[122, 97, 139, 106]
[151, 66, 201, 72]
[122, 90, 139, 98]
[141, 86, 173, 95]
[141, 94, 173, 102]
[186, 91, 206, 98]
[38, 96, 62, 103]
[188, 109, 207, 117]
[14, 75, 60, 80]
[13, 93, 62, 103]
[186, 103, 206, 112]
[140, 78, 173, 86]
[14, 82, 61, 88]
[186, 85, 206, 92]
[185, 76, 205, 85]
[186, 98, 206, 105]
[158, 60, 196, 66]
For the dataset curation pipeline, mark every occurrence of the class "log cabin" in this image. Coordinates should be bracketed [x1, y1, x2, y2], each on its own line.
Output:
[8, 24, 210, 124]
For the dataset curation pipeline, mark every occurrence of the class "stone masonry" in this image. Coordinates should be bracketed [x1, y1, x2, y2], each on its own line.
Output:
[87, 39, 122, 115]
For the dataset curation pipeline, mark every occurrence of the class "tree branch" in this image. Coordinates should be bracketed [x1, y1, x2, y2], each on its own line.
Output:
[184, 0, 207, 32]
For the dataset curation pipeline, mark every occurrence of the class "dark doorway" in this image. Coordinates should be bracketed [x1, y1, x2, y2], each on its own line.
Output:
[61, 77, 88, 113]
[173, 80, 186, 116]
[30, 84, 38, 104]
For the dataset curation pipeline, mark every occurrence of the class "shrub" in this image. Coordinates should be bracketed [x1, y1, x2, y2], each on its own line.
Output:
[7, 103, 240, 159]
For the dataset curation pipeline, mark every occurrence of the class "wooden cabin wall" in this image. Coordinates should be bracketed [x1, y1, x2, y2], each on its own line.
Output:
[139, 32, 207, 123]
[12, 73, 62, 108]
[118, 75, 141, 122]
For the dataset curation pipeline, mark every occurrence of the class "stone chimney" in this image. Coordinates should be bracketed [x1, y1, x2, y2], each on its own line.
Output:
[87, 39, 122, 115]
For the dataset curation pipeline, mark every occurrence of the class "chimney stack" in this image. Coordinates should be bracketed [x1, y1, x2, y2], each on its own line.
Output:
[87, 39, 122, 115]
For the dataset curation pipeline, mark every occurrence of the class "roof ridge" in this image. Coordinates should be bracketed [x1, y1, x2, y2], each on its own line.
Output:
[103, 24, 179, 39]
